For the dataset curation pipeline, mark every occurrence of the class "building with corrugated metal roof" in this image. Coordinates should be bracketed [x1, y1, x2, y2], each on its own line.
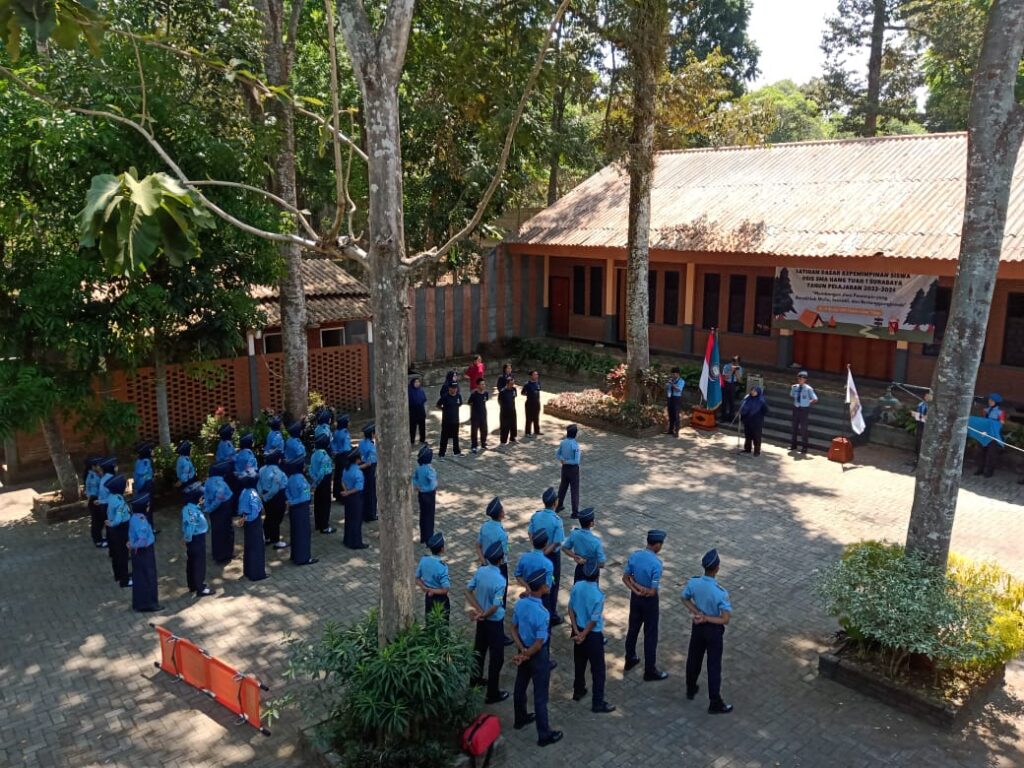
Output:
[502, 132, 1024, 399]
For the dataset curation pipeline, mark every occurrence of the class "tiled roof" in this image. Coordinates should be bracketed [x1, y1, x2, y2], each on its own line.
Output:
[508, 132, 1024, 263]
[255, 259, 371, 327]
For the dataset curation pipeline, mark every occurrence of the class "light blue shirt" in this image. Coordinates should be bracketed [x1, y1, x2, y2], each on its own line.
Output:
[478, 519, 510, 555]
[234, 448, 257, 474]
[467, 564, 506, 621]
[624, 548, 663, 590]
[342, 463, 364, 492]
[285, 473, 311, 505]
[176, 456, 196, 485]
[682, 575, 733, 618]
[264, 429, 284, 454]
[666, 377, 685, 398]
[215, 439, 237, 463]
[331, 428, 351, 455]
[309, 449, 333, 486]
[412, 464, 437, 493]
[236, 488, 263, 522]
[528, 508, 565, 551]
[569, 580, 605, 633]
[722, 363, 743, 384]
[133, 458, 153, 493]
[556, 438, 581, 465]
[257, 464, 288, 501]
[181, 503, 208, 542]
[514, 550, 553, 585]
[97, 472, 114, 504]
[128, 513, 155, 548]
[203, 476, 232, 513]
[314, 423, 332, 442]
[359, 437, 377, 465]
[416, 555, 451, 589]
[564, 528, 605, 564]
[106, 494, 131, 526]
[513, 595, 549, 645]
[85, 469, 101, 499]
[284, 436, 306, 463]
[790, 383, 817, 408]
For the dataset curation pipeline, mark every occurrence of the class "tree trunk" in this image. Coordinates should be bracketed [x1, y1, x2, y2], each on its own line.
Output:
[623, 0, 667, 403]
[153, 339, 172, 447]
[905, 0, 1024, 567]
[40, 410, 80, 502]
[260, 0, 309, 420]
[546, 19, 565, 206]
[863, 0, 886, 137]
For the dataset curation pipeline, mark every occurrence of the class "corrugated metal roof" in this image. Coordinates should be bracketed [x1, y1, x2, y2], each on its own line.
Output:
[259, 295, 372, 326]
[256, 258, 371, 326]
[508, 132, 1024, 262]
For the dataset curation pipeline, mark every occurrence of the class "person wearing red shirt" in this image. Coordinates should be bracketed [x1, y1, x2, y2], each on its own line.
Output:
[465, 355, 485, 387]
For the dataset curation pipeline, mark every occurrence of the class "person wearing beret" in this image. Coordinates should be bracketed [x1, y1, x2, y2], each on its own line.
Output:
[466, 541, 509, 704]
[436, 381, 464, 457]
[235, 469, 268, 582]
[85, 456, 109, 549]
[570, 559, 615, 714]
[555, 424, 582, 518]
[104, 474, 132, 588]
[562, 508, 605, 585]
[216, 423, 237, 464]
[416, 532, 451, 621]
[477, 498, 512, 622]
[339, 447, 368, 550]
[284, 458, 318, 565]
[498, 375, 519, 445]
[412, 445, 438, 544]
[975, 392, 1006, 478]
[624, 530, 669, 681]
[358, 422, 379, 522]
[310, 433, 335, 534]
[132, 443, 155, 526]
[175, 441, 197, 487]
[258, 450, 289, 549]
[181, 482, 214, 598]
[511, 568, 563, 746]
[284, 421, 307, 463]
[234, 433, 258, 475]
[681, 549, 734, 714]
[331, 413, 352, 500]
[128, 496, 161, 612]
[207, 460, 237, 565]
[264, 414, 285, 455]
[408, 376, 428, 446]
[789, 371, 818, 454]
[529, 487, 565, 626]
[314, 409, 333, 443]
[515, 530, 554, 605]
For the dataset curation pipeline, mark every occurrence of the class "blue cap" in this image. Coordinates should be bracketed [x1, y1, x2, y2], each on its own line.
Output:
[263, 449, 282, 466]
[177, 441, 192, 456]
[239, 433, 254, 449]
[287, 421, 304, 437]
[282, 458, 305, 477]
[131, 494, 150, 513]
[337, 413, 350, 428]
[567, 424, 578, 438]
[989, 392, 1003, 404]
[218, 424, 235, 440]
[531, 529, 549, 548]
[268, 415, 282, 429]
[85, 454, 104, 470]
[314, 433, 330, 449]
[484, 540, 505, 564]
[100, 456, 118, 472]
[486, 497, 503, 519]
[525, 568, 548, 591]
[362, 421, 376, 436]
[417, 445, 433, 464]
[647, 529, 667, 544]
[209, 460, 233, 478]
[182, 481, 203, 503]
[542, 487, 557, 507]
[577, 507, 595, 524]
[702, 548, 720, 569]
[236, 469, 258, 488]
[346, 446, 361, 463]
[136, 441, 153, 459]
[317, 409, 332, 425]
[106, 474, 127, 495]
[581, 558, 600, 581]
[427, 531, 445, 552]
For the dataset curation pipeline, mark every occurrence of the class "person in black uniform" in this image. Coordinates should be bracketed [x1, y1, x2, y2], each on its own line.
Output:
[496, 362, 513, 392]
[408, 376, 428, 445]
[522, 370, 543, 437]
[468, 377, 490, 453]
[437, 381, 464, 456]
[498, 376, 519, 445]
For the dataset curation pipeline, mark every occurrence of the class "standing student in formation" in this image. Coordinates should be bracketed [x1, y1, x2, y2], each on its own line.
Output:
[339, 447, 368, 550]
[358, 423, 379, 522]
[467, 541, 509, 704]
[216, 424, 237, 463]
[85, 456, 107, 549]
[264, 414, 285, 454]
[104, 474, 132, 588]
[569, 559, 615, 713]
[310, 433, 335, 534]
[468, 377, 490, 453]
[181, 482, 214, 598]
[412, 444, 438, 544]
[283, 458, 318, 566]
[529, 487, 565, 625]
[416, 531, 451, 621]
[206, 460, 236, 565]
[498, 376, 519, 445]
[176, 441, 197, 487]
[623, 530, 669, 682]
[522, 370, 543, 437]
[258, 449, 289, 549]
[128, 494, 161, 612]
[235, 469, 268, 581]
[331, 413, 351, 499]
[555, 425, 581, 518]
[511, 569, 563, 747]
[562, 507, 605, 584]
[132, 442, 154, 526]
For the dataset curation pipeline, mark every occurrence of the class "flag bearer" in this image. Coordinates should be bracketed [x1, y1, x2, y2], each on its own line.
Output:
[128, 495, 161, 612]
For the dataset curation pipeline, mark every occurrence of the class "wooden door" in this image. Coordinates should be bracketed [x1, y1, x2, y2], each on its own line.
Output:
[794, 332, 895, 380]
[549, 277, 569, 337]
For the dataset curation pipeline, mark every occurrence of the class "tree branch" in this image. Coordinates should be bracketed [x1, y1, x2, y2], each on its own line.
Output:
[334, 0, 377, 84]
[130, 35, 148, 130]
[324, 0, 348, 241]
[286, 0, 306, 61]
[187, 180, 321, 240]
[293, 103, 369, 160]
[380, 0, 416, 82]
[401, 0, 573, 270]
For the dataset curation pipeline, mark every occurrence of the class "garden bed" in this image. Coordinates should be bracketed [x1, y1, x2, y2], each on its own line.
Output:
[299, 724, 480, 768]
[32, 493, 90, 524]
[545, 389, 670, 438]
[818, 644, 1005, 730]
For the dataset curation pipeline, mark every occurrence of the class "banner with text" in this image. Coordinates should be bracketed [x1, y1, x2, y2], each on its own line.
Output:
[772, 268, 938, 343]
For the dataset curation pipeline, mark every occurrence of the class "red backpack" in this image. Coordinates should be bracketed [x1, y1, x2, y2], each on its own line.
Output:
[461, 712, 501, 768]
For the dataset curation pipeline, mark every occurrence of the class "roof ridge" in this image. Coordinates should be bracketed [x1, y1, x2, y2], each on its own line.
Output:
[655, 131, 967, 156]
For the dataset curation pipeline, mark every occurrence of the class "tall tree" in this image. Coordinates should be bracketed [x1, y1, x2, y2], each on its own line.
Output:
[906, 0, 1024, 567]
[667, 0, 759, 91]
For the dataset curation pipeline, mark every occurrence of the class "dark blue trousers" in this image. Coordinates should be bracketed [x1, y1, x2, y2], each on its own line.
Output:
[130, 544, 159, 611]
[686, 623, 726, 704]
[243, 517, 267, 581]
[473, 619, 505, 699]
[667, 396, 682, 434]
[362, 465, 378, 521]
[418, 490, 436, 543]
[313, 478, 333, 531]
[625, 593, 660, 675]
[289, 501, 313, 564]
[89, 499, 106, 544]
[108, 521, 130, 586]
[514, 644, 553, 740]
[545, 550, 561, 620]
[186, 533, 207, 594]
[425, 594, 451, 622]
[342, 491, 365, 549]
[573, 630, 606, 708]
[263, 491, 286, 543]
[557, 464, 579, 516]
[209, 504, 235, 564]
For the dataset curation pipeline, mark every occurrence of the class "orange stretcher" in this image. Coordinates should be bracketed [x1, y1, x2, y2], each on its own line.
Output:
[151, 623, 271, 736]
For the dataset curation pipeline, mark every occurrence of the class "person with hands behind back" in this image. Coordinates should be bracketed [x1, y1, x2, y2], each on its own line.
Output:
[681, 548, 734, 714]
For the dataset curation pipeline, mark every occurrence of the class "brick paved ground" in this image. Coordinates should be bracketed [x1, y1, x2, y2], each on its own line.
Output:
[1, 379, 1022, 768]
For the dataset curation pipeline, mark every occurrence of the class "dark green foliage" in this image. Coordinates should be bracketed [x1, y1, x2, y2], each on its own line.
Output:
[666, 0, 760, 91]
[509, 337, 618, 376]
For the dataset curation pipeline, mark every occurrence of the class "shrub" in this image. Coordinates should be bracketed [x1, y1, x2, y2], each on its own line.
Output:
[276, 610, 482, 768]
[197, 407, 232, 455]
[606, 362, 702, 403]
[547, 389, 667, 430]
[510, 338, 617, 376]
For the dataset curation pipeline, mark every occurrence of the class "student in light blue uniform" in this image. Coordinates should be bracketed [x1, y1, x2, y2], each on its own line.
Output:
[284, 421, 307, 463]
[339, 447, 367, 550]
[176, 441, 197, 487]
[569, 559, 615, 713]
[623, 529, 668, 681]
[412, 444, 438, 543]
[359, 423, 379, 522]
[789, 371, 818, 453]
[206, 460, 236, 565]
[258, 449, 289, 549]
[528, 487, 565, 625]
[416, 531, 451, 621]
[215, 423, 237, 463]
[665, 367, 686, 436]
[128, 496, 160, 612]
[467, 541, 508, 704]
[235, 469, 267, 581]
[284, 458, 318, 565]
[85, 456, 108, 548]
[314, 409, 333, 443]
[555, 424, 581, 517]
[104, 474, 132, 588]
[721, 355, 743, 423]
[133, 442, 155, 525]
[511, 569, 563, 747]
[181, 482, 213, 598]
[515, 530, 554, 607]
[331, 413, 351, 500]
[234, 433, 258, 474]
[478, 497, 511, 615]
[975, 392, 1006, 478]
[682, 548, 734, 714]
[310, 433, 335, 534]
[563, 507, 605, 584]
[264, 415, 285, 454]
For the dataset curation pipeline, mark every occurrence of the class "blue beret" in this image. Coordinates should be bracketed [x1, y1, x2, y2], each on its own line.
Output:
[182, 482, 203, 503]
[130, 494, 150, 513]
[236, 469, 258, 488]
[577, 507, 595, 524]
[525, 568, 548, 591]
[100, 456, 119, 471]
[282, 458, 305, 476]
[531, 529, 549, 548]
[362, 421, 376, 436]
[218, 424, 235, 439]
[542, 487, 557, 507]
[177, 441, 192, 456]
[427, 531, 445, 552]
[287, 421, 304, 437]
[346, 446, 361, 463]
[988, 392, 1003, 404]
[317, 410, 332, 425]
[209, 460, 233, 478]
[106, 474, 127, 495]
[486, 497, 503, 518]
[647, 529, 667, 544]
[566, 424, 578, 438]
[239, 433, 254, 449]
[135, 442, 153, 459]
[85, 455, 104, 470]
[268, 415, 282, 429]
[581, 558, 601, 581]
[417, 445, 434, 464]
[337, 413, 350, 428]
[702, 548, 720, 569]
[263, 449, 282, 465]
[314, 433, 331, 449]
[484, 540, 505, 563]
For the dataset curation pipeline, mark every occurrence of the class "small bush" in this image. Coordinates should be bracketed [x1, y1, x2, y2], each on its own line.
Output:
[197, 407, 233, 456]
[547, 389, 667, 430]
[510, 339, 617, 376]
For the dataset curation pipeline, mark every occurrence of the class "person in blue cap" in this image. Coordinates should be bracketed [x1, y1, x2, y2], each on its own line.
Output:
[529, 487, 565, 626]
[789, 371, 818, 454]
[133, 443, 155, 525]
[497, 375, 518, 445]
[416, 531, 451, 621]
[569, 558, 615, 713]
[468, 377, 490, 453]
[128, 495, 160, 612]
[467, 540, 509, 704]
[522, 370, 543, 437]
[284, 458, 318, 565]
[511, 568, 563, 747]
[623, 530, 669, 681]
[85, 456, 109, 549]
[181, 482, 214, 598]
[96, 457, 119, 547]
[555, 424, 581, 517]
[409, 375, 428, 446]
[216, 423, 237, 463]
[235, 469, 267, 581]
[436, 380, 464, 457]
[681, 548, 734, 714]
[264, 414, 285, 454]
[284, 421, 307, 463]
[310, 433, 335, 534]
[258, 449, 289, 549]
[235, 433, 258, 474]
[176, 441, 197, 487]
[562, 507, 605, 584]
[478, 498, 511, 619]
[314, 409, 333, 443]
[331, 413, 352, 500]
[358, 422, 378, 522]
[975, 393, 1006, 478]
[665, 367, 685, 436]
[206, 460, 236, 565]
[104, 474, 132, 587]
[339, 447, 368, 550]
[412, 444, 438, 543]
[515, 530, 554, 602]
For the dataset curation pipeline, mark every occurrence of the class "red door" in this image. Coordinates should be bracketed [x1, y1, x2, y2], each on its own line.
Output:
[549, 277, 569, 336]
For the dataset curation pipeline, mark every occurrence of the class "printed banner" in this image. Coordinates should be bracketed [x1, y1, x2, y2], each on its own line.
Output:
[773, 268, 938, 343]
